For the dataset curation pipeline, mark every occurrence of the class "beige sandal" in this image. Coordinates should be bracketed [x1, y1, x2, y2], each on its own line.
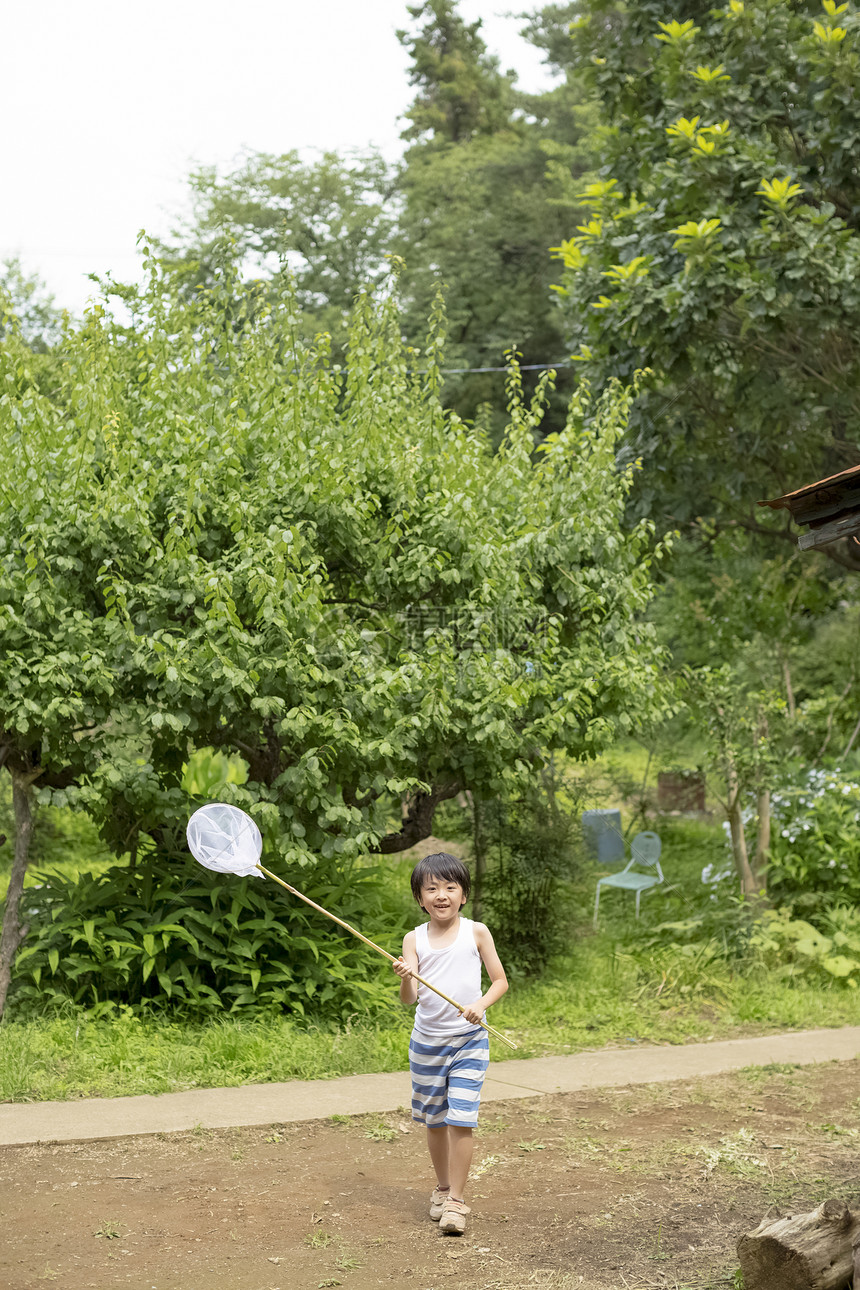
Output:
[439, 1197, 470, 1234]
[429, 1185, 450, 1220]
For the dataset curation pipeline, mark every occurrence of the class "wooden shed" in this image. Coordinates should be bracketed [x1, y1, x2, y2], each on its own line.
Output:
[760, 464, 860, 567]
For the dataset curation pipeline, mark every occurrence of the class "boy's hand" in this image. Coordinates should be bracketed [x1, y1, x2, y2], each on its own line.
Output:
[460, 997, 485, 1024]
[391, 956, 413, 980]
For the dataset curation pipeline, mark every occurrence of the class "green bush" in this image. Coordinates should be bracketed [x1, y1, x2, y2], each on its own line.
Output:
[749, 905, 860, 988]
[11, 855, 402, 1019]
[612, 937, 735, 1003]
[480, 794, 581, 974]
[767, 769, 860, 917]
[638, 898, 860, 991]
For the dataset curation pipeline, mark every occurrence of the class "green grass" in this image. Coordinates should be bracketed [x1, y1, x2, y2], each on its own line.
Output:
[0, 1010, 412, 1102]
[493, 944, 859, 1057]
[2, 746, 857, 1103]
[1, 933, 855, 1103]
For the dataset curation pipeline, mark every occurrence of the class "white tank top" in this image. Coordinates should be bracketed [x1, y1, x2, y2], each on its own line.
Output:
[413, 917, 483, 1038]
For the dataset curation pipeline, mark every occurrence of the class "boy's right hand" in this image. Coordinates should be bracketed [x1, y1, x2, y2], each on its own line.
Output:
[391, 956, 413, 980]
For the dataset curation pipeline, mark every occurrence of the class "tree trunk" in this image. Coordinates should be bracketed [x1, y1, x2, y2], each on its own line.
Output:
[843, 710, 860, 761]
[755, 787, 771, 887]
[725, 755, 757, 897]
[738, 1199, 860, 1290]
[0, 768, 37, 1019]
[815, 680, 852, 764]
[782, 654, 797, 720]
[471, 795, 487, 922]
[728, 796, 757, 897]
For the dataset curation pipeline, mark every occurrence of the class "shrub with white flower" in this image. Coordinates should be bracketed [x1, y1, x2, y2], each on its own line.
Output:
[767, 768, 860, 916]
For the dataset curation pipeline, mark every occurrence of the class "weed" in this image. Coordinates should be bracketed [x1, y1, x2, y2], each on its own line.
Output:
[329, 1114, 351, 1125]
[818, 1122, 859, 1140]
[563, 1134, 604, 1159]
[93, 1221, 121, 1240]
[335, 1256, 363, 1271]
[472, 1153, 503, 1179]
[304, 1231, 334, 1249]
[517, 1140, 546, 1152]
[700, 1129, 769, 1179]
[363, 1120, 396, 1142]
[738, 1062, 800, 1091]
[479, 1116, 511, 1135]
[649, 1220, 670, 1262]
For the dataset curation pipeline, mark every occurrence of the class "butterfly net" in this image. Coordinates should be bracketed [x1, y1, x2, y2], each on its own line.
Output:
[186, 803, 263, 877]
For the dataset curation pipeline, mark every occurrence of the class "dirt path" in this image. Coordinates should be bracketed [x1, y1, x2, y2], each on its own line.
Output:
[2, 1060, 859, 1290]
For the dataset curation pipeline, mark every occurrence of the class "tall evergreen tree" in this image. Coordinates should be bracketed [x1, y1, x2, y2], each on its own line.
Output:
[397, 0, 516, 146]
[395, 0, 595, 433]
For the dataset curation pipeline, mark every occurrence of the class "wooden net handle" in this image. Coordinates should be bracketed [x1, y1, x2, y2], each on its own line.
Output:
[257, 864, 516, 1050]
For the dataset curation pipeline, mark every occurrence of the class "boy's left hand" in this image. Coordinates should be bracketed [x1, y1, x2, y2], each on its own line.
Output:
[460, 997, 485, 1024]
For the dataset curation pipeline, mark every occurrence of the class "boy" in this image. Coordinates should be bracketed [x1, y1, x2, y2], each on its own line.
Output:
[392, 852, 508, 1235]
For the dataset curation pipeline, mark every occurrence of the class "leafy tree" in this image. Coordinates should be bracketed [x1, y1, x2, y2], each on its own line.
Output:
[2, 251, 669, 1013]
[0, 316, 140, 1015]
[0, 259, 64, 352]
[395, 0, 596, 431]
[157, 149, 398, 348]
[549, 0, 860, 570]
[652, 530, 843, 699]
[793, 600, 860, 762]
[396, 129, 579, 430]
[159, 2, 599, 435]
[0, 260, 67, 398]
[683, 665, 785, 896]
[397, 0, 517, 146]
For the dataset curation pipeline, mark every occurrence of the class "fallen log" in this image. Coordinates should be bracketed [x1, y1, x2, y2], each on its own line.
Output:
[737, 1199, 860, 1290]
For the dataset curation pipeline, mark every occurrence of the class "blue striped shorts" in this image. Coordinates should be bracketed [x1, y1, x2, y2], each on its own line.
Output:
[409, 1028, 490, 1129]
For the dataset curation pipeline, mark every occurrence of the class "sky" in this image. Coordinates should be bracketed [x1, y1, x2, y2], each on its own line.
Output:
[3, 0, 555, 316]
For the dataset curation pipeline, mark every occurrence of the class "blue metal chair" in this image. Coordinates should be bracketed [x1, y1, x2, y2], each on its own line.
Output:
[593, 831, 663, 926]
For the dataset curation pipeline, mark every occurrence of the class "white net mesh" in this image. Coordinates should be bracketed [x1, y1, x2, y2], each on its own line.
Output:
[186, 803, 263, 877]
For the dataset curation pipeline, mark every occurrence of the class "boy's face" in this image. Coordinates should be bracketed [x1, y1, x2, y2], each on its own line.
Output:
[418, 874, 467, 915]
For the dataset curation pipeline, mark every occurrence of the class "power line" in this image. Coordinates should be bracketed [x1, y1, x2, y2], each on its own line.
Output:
[416, 362, 574, 375]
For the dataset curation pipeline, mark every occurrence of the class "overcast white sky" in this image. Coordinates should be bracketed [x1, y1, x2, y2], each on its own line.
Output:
[3, 0, 554, 315]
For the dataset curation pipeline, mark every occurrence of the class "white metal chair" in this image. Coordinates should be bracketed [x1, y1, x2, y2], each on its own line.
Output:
[593, 831, 663, 926]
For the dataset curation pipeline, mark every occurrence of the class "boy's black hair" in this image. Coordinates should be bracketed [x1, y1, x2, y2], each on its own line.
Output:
[410, 852, 471, 905]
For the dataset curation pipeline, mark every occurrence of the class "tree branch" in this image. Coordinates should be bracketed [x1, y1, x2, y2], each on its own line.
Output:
[375, 781, 462, 854]
[343, 784, 383, 811]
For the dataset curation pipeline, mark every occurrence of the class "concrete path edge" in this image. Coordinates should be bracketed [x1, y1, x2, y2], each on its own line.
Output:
[1, 1025, 858, 1147]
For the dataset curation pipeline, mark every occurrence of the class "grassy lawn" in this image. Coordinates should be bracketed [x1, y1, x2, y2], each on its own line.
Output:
[2, 948, 855, 1103]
